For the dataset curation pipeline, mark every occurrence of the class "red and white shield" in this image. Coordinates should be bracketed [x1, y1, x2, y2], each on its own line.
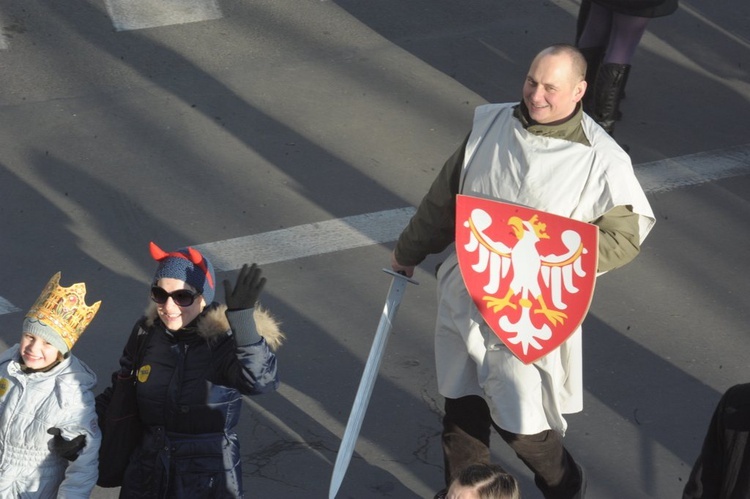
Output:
[456, 195, 598, 364]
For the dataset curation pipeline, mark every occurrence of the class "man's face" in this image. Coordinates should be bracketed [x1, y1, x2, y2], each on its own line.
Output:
[522, 52, 586, 125]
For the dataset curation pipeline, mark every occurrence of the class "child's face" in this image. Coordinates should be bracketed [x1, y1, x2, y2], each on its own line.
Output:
[20, 332, 61, 369]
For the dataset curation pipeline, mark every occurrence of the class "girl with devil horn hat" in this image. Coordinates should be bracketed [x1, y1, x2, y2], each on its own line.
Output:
[95, 242, 284, 497]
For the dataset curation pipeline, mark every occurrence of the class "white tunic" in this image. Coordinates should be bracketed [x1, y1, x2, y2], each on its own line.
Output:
[435, 103, 655, 435]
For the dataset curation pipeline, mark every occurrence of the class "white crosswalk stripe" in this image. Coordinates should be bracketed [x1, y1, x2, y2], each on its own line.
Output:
[0, 297, 21, 315]
[104, 0, 222, 32]
[1, 144, 748, 314]
[636, 143, 750, 194]
[197, 143, 750, 271]
[0, 14, 9, 50]
[195, 208, 416, 271]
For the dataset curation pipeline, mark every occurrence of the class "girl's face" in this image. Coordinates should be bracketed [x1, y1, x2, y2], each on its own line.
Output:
[20, 332, 61, 370]
[153, 277, 206, 331]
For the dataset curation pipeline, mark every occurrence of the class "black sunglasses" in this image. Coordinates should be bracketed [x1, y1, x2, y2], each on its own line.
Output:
[150, 286, 199, 307]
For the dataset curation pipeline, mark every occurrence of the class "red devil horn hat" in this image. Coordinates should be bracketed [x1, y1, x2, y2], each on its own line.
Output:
[149, 241, 215, 290]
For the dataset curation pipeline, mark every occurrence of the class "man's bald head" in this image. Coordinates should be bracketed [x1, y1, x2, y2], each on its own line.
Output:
[534, 44, 587, 84]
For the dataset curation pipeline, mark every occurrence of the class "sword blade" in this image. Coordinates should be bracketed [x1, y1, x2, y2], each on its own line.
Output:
[328, 269, 418, 499]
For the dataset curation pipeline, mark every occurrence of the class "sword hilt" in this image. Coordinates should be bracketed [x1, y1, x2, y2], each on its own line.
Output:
[382, 268, 419, 286]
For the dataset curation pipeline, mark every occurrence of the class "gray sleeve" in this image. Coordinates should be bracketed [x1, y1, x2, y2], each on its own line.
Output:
[225, 308, 262, 346]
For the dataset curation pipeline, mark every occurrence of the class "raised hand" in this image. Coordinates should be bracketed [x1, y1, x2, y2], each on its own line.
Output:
[223, 263, 266, 310]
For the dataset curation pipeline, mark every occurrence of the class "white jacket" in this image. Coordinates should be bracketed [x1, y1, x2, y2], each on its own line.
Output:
[0, 345, 101, 498]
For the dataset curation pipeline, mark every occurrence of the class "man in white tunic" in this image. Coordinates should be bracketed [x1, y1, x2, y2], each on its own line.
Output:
[391, 44, 655, 499]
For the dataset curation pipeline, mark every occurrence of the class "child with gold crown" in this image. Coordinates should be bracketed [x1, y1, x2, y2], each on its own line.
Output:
[0, 272, 102, 497]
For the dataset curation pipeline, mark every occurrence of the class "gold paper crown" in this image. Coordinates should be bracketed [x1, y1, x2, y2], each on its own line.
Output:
[25, 272, 101, 351]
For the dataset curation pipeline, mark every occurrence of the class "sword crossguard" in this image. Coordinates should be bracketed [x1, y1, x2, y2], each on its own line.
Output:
[382, 268, 419, 286]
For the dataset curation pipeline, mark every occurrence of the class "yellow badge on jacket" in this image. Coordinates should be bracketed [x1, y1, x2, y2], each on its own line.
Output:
[137, 365, 151, 383]
[0, 378, 9, 397]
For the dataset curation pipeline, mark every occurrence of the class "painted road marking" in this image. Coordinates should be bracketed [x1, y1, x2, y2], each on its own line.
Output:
[105, 0, 222, 32]
[0, 14, 9, 50]
[196, 208, 416, 271]
[1, 145, 748, 313]
[636, 143, 750, 193]
[0, 297, 21, 315]
[197, 143, 750, 271]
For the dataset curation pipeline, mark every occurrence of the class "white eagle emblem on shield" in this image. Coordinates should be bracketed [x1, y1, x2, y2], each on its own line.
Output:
[456, 195, 598, 364]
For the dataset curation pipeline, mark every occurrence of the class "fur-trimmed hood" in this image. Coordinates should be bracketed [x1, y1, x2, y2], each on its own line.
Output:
[145, 303, 284, 351]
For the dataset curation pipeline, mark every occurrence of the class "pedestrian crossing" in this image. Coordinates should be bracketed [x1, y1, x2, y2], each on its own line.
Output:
[0, 13, 9, 50]
[0, 0, 223, 51]
[104, 0, 222, 32]
[1, 144, 748, 315]
[0, 297, 20, 316]
[194, 143, 750, 272]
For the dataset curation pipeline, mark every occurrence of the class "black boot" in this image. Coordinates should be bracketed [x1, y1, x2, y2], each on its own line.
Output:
[592, 63, 630, 135]
[578, 46, 604, 114]
[619, 67, 629, 103]
[615, 68, 629, 121]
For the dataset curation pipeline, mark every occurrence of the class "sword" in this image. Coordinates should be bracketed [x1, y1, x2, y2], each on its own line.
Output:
[328, 269, 418, 499]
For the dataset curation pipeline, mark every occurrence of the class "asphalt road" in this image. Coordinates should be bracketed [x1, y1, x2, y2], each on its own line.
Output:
[1, 0, 748, 497]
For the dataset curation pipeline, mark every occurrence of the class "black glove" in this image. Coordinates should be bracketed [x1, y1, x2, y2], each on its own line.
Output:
[223, 263, 266, 310]
[47, 427, 86, 462]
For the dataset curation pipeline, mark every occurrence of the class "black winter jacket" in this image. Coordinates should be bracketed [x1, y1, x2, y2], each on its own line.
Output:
[103, 303, 281, 498]
[683, 383, 750, 499]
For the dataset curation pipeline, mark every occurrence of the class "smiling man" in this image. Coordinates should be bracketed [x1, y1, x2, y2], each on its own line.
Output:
[391, 44, 655, 498]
